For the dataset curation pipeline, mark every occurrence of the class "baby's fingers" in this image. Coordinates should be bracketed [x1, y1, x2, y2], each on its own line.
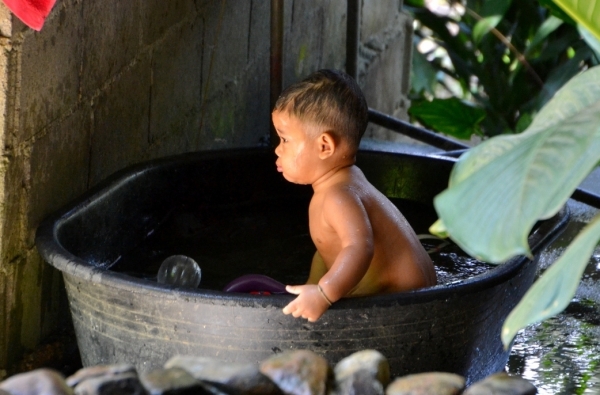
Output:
[285, 285, 301, 295]
[282, 300, 299, 316]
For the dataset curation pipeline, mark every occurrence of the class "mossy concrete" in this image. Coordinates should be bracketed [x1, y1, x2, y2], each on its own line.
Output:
[0, 0, 414, 373]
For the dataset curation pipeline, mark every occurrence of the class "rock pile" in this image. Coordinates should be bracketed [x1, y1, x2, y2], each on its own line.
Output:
[0, 349, 537, 395]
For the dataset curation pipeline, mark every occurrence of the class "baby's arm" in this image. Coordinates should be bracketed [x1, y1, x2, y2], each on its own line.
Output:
[283, 188, 374, 321]
[306, 251, 327, 284]
[316, 188, 375, 300]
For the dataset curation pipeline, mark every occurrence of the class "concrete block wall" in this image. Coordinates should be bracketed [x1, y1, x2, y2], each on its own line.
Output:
[281, 0, 414, 138]
[360, 1, 414, 141]
[0, 0, 413, 373]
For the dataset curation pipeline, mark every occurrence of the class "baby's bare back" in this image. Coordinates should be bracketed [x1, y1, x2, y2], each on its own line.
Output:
[309, 166, 436, 297]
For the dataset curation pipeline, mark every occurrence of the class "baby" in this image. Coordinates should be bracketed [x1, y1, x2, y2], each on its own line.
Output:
[273, 69, 436, 322]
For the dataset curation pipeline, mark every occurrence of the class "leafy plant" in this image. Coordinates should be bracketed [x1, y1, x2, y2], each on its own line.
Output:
[426, 0, 600, 348]
[405, 0, 597, 139]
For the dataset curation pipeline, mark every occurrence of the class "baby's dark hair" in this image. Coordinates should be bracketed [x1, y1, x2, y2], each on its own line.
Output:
[273, 69, 368, 148]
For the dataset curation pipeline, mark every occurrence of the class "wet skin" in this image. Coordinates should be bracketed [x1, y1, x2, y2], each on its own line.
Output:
[273, 110, 436, 322]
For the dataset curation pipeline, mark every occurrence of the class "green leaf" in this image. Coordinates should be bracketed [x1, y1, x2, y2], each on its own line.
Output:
[472, 0, 513, 44]
[539, 0, 576, 24]
[408, 98, 486, 140]
[515, 112, 534, 134]
[524, 15, 563, 55]
[501, 212, 600, 348]
[411, 48, 437, 95]
[434, 66, 600, 262]
[429, 219, 449, 239]
[533, 46, 592, 108]
[473, 15, 503, 44]
[404, 0, 425, 7]
[480, 0, 513, 17]
[579, 24, 600, 58]
[552, 0, 600, 40]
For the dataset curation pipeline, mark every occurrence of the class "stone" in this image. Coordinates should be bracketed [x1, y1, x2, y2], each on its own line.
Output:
[334, 369, 384, 395]
[0, 368, 73, 395]
[140, 367, 219, 395]
[385, 372, 465, 395]
[165, 355, 283, 395]
[463, 372, 537, 395]
[333, 349, 390, 394]
[66, 364, 137, 387]
[260, 350, 332, 395]
[73, 372, 147, 395]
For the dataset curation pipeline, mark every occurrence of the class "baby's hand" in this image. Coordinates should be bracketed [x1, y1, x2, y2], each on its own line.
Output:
[282, 284, 331, 322]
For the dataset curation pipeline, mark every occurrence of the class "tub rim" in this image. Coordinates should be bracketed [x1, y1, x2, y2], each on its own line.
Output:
[35, 148, 570, 309]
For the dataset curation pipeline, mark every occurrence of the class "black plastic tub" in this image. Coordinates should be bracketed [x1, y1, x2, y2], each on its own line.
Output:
[35, 148, 568, 382]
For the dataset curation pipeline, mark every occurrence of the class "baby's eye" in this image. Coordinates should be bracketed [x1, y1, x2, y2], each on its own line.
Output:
[281, 137, 288, 143]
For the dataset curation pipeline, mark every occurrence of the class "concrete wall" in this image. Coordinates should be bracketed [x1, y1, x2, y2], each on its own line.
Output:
[0, 0, 412, 373]
[360, 1, 413, 141]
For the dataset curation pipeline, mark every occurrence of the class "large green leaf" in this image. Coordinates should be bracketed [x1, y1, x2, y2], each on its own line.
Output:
[408, 98, 485, 140]
[552, 0, 600, 40]
[501, 212, 600, 348]
[431, 66, 600, 262]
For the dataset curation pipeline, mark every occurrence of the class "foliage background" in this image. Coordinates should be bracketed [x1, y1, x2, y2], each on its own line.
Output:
[404, 0, 600, 347]
[405, 0, 598, 139]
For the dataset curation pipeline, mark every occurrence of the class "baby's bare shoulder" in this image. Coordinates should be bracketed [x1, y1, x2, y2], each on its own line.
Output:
[322, 181, 362, 201]
[318, 183, 368, 222]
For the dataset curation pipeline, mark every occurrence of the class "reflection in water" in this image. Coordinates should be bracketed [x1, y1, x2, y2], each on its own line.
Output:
[507, 200, 600, 394]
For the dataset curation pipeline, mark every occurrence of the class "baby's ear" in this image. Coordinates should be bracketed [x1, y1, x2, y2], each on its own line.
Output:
[317, 132, 336, 159]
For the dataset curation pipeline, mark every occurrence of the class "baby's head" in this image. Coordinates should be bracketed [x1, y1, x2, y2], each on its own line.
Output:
[273, 69, 368, 150]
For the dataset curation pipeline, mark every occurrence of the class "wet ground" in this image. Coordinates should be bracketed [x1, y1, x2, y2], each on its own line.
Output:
[506, 198, 600, 395]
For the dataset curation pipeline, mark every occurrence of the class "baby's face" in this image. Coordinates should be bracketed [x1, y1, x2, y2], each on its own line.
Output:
[272, 110, 321, 185]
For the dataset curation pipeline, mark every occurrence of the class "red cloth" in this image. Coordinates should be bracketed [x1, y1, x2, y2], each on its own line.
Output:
[3, 0, 56, 31]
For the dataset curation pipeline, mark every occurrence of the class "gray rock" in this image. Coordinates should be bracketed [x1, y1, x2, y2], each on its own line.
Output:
[386, 372, 465, 395]
[140, 367, 220, 395]
[73, 372, 147, 395]
[463, 373, 536, 395]
[260, 350, 332, 395]
[66, 364, 137, 388]
[333, 350, 390, 395]
[0, 368, 73, 395]
[165, 355, 283, 395]
[334, 369, 384, 395]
